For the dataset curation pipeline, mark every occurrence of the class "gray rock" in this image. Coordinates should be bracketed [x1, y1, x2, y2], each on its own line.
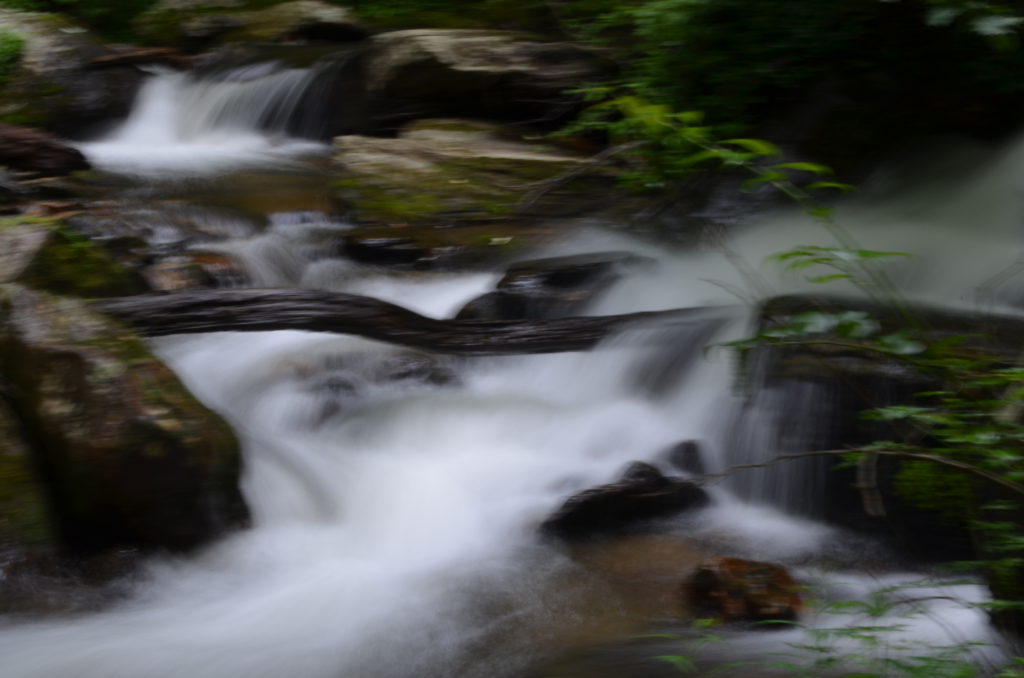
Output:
[0, 9, 142, 132]
[0, 284, 248, 554]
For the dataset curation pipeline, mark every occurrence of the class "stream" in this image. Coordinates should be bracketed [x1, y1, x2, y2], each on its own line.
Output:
[0, 58, 1019, 677]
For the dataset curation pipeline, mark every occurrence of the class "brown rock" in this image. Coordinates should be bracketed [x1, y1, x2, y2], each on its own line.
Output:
[682, 557, 802, 625]
[0, 124, 89, 175]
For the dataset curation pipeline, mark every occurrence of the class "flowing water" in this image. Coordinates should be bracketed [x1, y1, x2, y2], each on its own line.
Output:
[0, 65, 1018, 677]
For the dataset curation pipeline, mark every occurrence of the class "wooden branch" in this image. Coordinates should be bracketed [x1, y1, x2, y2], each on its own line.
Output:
[91, 288, 727, 356]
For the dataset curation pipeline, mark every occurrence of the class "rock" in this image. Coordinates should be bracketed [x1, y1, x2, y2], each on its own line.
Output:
[0, 124, 90, 175]
[0, 217, 148, 298]
[663, 440, 706, 476]
[136, 0, 369, 50]
[332, 119, 618, 224]
[360, 30, 608, 129]
[681, 557, 802, 625]
[0, 396, 57, 555]
[0, 9, 142, 132]
[541, 462, 710, 540]
[0, 284, 248, 553]
[457, 251, 653, 320]
[341, 222, 554, 270]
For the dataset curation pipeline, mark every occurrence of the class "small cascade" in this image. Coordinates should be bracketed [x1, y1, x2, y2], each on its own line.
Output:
[77, 51, 351, 175]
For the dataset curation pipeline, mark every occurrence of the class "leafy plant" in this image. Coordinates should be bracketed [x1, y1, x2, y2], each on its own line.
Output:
[0, 29, 24, 86]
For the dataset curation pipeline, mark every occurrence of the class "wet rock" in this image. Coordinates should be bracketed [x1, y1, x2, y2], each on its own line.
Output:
[361, 30, 608, 129]
[136, 0, 368, 50]
[332, 119, 618, 224]
[0, 9, 142, 132]
[457, 251, 653, 320]
[341, 222, 554, 270]
[542, 462, 710, 540]
[0, 284, 248, 553]
[681, 557, 802, 625]
[0, 124, 89, 175]
[663, 440, 706, 476]
[0, 217, 148, 298]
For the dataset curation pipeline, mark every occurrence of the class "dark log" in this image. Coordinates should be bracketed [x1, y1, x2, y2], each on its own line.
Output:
[91, 288, 727, 355]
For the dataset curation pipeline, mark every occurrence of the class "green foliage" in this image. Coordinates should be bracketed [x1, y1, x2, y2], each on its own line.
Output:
[0, 29, 23, 86]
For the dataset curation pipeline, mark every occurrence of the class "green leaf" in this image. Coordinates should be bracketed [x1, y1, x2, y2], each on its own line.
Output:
[721, 138, 782, 157]
[807, 273, 853, 284]
[741, 171, 786, 192]
[807, 181, 857, 192]
[771, 162, 834, 175]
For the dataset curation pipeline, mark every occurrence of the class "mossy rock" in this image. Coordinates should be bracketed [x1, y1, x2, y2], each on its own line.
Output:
[0, 217, 148, 298]
[0, 9, 140, 131]
[0, 284, 248, 554]
[331, 119, 618, 224]
[0, 399, 56, 552]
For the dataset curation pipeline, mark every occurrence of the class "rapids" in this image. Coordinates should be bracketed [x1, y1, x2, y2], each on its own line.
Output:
[0, 66, 1017, 677]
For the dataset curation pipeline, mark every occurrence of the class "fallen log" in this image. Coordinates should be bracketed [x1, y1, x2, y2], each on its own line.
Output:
[91, 288, 728, 355]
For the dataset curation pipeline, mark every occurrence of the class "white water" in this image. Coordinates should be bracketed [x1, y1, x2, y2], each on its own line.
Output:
[3, 74, 1017, 677]
[77, 69, 328, 176]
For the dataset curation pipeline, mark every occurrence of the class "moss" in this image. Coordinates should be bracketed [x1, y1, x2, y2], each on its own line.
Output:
[1, 217, 148, 298]
[0, 408, 55, 549]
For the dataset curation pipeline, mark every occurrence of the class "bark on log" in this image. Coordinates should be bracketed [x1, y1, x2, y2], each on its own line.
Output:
[91, 288, 726, 355]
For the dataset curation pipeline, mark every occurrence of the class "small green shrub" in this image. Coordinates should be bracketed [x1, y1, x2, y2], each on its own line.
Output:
[0, 29, 24, 86]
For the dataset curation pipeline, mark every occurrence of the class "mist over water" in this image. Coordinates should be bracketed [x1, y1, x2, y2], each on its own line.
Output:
[1, 69, 1014, 676]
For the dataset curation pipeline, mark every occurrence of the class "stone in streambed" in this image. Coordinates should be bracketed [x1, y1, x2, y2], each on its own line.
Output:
[681, 557, 802, 625]
[0, 124, 89, 175]
[0, 284, 248, 554]
[457, 251, 654, 320]
[542, 462, 710, 540]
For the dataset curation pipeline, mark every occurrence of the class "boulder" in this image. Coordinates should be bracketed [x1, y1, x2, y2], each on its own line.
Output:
[0, 9, 142, 132]
[0, 284, 248, 553]
[0, 396, 56, 555]
[0, 124, 90, 175]
[457, 251, 653, 320]
[681, 557, 802, 625]
[0, 217, 148, 298]
[332, 119, 618, 224]
[541, 462, 709, 540]
[135, 0, 368, 50]
[360, 30, 608, 129]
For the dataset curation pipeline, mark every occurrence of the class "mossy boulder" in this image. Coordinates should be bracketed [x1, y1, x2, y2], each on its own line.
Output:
[0, 284, 248, 554]
[0, 9, 141, 132]
[332, 119, 618, 224]
[0, 217, 148, 298]
[135, 0, 367, 50]
[0, 398, 56, 554]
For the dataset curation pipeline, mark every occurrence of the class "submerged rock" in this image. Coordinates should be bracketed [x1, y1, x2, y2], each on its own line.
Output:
[457, 251, 653, 320]
[542, 462, 710, 540]
[0, 9, 141, 132]
[681, 557, 802, 625]
[332, 118, 618, 224]
[0, 284, 248, 553]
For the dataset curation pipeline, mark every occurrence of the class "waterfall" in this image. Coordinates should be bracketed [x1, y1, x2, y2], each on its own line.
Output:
[76, 56, 342, 176]
[2, 67, 1015, 677]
